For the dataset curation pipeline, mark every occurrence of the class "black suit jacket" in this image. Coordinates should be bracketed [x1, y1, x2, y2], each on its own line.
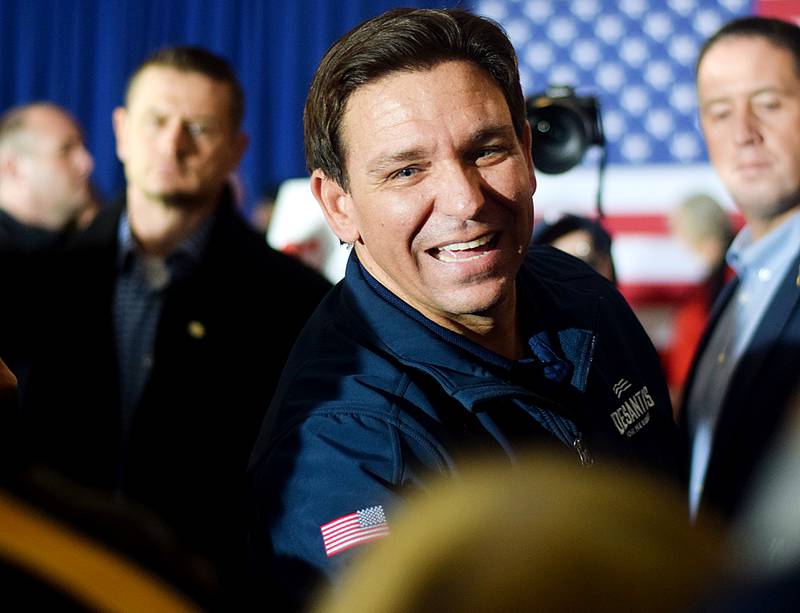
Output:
[15, 192, 331, 603]
[681, 249, 800, 523]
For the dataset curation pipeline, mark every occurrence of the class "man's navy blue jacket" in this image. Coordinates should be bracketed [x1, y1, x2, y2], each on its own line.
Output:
[247, 246, 680, 607]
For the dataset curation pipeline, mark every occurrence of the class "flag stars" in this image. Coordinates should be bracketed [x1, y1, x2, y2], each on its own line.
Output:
[621, 86, 650, 116]
[548, 16, 578, 46]
[669, 34, 698, 65]
[571, 0, 600, 21]
[549, 64, 579, 87]
[602, 110, 627, 141]
[621, 133, 652, 162]
[620, 0, 648, 19]
[669, 84, 697, 114]
[524, 42, 554, 71]
[644, 13, 673, 42]
[597, 64, 626, 91]
[694, 10, 724, 37]
[478, 0, 507, 21]
[645, 108, 674, 139]
[505, 19, 532, 47]
[620, 38, 649, 67]
[572, 40, 601, 69]
[595, 14, 625, 43]
[720, 0, 749, 12]
[668, 0, 697, 18]
[645, 61, 674, 90]
[523, 0, 553, 23]
[670, 132, 702, 161]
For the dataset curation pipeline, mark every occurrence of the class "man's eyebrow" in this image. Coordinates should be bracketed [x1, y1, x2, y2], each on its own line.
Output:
[468, 124, 517, 144]
[366, 147, 427, 177]
[364, 124, 518, 177]
[702, 86, 787, 108]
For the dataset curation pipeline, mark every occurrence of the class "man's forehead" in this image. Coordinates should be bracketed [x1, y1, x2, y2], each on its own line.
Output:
[22, 107, 80, 143]
[699, 38, 800, 102]
[340, 62, 512, 148]
[127, 66, 233, 114]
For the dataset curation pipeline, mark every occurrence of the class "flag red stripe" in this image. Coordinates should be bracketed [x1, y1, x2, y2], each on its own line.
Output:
[320, 513, 358, 534]
[323, 524, 388, 550]
[324, 527, 390, 557]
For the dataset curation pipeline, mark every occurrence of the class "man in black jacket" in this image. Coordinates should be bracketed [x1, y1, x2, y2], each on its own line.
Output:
[12, 46, 331, 609]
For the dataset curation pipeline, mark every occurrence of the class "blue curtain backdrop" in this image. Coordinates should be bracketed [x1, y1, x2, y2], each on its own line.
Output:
[0, 0, 465, 215]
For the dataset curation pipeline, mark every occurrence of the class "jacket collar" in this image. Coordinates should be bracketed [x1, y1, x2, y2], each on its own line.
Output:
[341, 249, 599, 411]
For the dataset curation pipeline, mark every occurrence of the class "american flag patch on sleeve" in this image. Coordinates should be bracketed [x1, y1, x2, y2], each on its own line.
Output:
[320, 505, 390, 557]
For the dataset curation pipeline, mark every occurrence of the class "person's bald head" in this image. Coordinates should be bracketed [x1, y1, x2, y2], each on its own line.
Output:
[0, 103, 94, 230]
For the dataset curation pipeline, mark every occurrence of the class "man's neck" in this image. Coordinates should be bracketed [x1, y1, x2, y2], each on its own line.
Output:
[126, 189, 218, 257]
[429, 290, 525, 361]
[747, 206, 800, 243]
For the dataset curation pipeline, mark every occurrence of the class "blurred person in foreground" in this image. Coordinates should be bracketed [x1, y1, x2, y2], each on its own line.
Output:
[0, 102, 94, 252]
[312, 453, 724, 613]
[666, 193, 734, 406]
[682, 16, 800, 526]
[11, 46, 330, 609]
[247, 8, 679, 610]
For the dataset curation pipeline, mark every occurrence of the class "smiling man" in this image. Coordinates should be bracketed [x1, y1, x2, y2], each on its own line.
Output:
[247, 9, 679, 609]
[682, 17, 800, 525]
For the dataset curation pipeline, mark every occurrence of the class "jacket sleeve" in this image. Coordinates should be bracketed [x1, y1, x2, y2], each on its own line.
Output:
[247, 410, 410, 609]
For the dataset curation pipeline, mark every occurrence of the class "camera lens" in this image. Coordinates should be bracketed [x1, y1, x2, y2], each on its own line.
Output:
[529, 105, 588, 174]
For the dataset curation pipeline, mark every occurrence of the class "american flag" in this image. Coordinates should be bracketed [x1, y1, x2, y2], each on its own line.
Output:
[320, 505, 390, 557]
[475, 0, 757, 167]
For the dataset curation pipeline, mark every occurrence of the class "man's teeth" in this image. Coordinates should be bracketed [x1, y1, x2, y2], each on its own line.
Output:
[440, 234, 494, 251]
[433, 233, 495, 262]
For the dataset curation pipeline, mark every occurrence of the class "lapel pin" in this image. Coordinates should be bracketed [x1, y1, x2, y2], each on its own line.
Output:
[187, 320, 206, 339]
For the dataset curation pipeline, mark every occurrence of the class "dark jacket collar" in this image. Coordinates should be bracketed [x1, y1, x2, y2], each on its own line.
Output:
[340, 247, 599, 410]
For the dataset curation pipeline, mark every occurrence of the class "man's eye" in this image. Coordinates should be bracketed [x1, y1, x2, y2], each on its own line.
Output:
[704, 107, 730, 122]
[475, 146, 507, 163]
[755, 98, 780, 111]
[390, 167, 419, 180]
[187, 123, 209, 137]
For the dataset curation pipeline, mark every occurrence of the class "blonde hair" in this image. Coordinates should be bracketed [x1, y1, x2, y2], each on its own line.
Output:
[313, 453, 725, 613]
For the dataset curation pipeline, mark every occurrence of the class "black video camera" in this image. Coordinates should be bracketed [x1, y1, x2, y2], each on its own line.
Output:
[526, 85, 604, 174]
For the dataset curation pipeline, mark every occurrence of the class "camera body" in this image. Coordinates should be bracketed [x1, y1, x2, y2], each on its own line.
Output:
[526, 85, 604, 174]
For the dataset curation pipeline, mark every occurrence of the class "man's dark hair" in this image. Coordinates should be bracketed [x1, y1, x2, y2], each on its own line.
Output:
[304, 8, 526, 190]
[696, 16, 800, 79]
[125, 46, 244, 128]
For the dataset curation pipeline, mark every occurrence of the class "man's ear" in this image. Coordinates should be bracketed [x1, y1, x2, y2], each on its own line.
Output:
[230, 130, 249, 170]
[0, 152, 18, 180]
[521, 121, 537, 195]
[111, 107, 129, 163]
[522, 121, 535, 177]
[309, 169, 361, 244]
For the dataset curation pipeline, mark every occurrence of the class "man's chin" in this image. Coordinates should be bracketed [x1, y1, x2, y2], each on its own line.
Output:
[144, 188, 208, 208]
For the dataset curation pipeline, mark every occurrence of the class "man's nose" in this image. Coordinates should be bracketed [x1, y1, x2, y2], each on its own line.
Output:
[158, 121, 193, 156]
[437, 162, 485, 218]
[732, 105, 761, 146]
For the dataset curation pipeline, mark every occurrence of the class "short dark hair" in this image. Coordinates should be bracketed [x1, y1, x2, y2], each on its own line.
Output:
[304, 8, 526, 190]
[125, 46, 244, 128]
[696, 16, 800, 79]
